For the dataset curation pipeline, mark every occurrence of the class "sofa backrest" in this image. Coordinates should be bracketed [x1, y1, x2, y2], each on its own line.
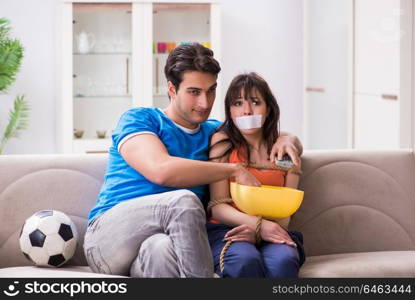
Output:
[290, 149, 415, 256]
[0, 154, 107, 268]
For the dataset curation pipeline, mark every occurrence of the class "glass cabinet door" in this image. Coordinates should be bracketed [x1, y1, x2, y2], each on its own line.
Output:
[152, 3, 211, 109]
[59, 1, 220, 153]
[72, 3, 132, 148]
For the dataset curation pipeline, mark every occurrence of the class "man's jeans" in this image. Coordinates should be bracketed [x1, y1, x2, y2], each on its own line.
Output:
[83, 190, 214, 277]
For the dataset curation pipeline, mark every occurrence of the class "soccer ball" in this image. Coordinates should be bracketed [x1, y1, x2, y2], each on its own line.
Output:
[19, 210, 78, 267]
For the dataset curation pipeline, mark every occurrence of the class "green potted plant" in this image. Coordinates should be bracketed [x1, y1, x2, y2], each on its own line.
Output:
[0, 17, 29, 154]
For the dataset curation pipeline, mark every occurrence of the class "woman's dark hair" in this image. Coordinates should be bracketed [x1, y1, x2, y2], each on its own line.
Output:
[210, 72, 280, 163]
[164, 43, 221, 92]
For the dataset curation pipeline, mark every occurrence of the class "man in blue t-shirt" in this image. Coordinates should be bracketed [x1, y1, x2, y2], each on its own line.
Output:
[84, 43, 302, 278]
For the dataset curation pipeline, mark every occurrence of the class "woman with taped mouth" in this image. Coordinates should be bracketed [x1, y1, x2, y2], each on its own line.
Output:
[206, 72, 305, 278]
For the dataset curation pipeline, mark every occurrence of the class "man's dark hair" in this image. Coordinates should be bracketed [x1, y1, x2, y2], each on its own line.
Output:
[164, 43, 221, 92]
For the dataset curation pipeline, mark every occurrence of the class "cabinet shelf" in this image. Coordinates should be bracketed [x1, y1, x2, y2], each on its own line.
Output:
[73, 138, 111, 142]
[153, 92, 168, 97]
[72, 138, 111, 153]
[73, 52, 131, 56]
[74, 95, 131, 98]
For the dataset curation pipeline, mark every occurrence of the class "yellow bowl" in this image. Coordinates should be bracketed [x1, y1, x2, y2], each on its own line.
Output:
[230, 182, 304, 219]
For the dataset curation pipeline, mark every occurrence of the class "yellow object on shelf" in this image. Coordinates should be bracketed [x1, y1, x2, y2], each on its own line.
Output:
[201, 42, 211, 49]
[230, 182, 304, 219]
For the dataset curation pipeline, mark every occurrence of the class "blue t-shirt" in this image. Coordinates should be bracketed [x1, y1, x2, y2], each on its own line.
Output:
[88, 107, 221, 223]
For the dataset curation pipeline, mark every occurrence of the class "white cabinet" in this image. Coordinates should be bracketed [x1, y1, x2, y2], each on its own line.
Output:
[304, 0, 412, 150]
[58, 0, 221, 153]
[71, 3, 132, 154]
[152, 3, 212, 108]
[355, 94, 399, 148]
[303, 0, 353, 149]
[354, 0, 406, 149]
[355, 0, 400, 95]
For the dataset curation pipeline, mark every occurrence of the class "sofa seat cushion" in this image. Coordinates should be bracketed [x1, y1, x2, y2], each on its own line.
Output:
[300, 251, 415, 277]
[0, 266, 126, 278]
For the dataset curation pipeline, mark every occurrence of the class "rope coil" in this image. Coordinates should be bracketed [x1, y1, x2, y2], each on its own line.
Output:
[209, 163, 302, 275]
[248, 163, 303, 176]
[207, 197, 233, 214]
[219, 216, 263, 274]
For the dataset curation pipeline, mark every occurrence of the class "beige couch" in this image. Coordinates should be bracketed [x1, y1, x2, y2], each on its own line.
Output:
[0, 150, 414, 277]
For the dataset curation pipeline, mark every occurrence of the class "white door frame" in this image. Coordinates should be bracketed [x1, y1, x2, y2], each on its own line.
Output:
[400, 0, 413, 148]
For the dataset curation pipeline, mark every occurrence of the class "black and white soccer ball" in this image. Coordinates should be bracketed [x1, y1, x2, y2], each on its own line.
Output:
[19, 210, 78, 267]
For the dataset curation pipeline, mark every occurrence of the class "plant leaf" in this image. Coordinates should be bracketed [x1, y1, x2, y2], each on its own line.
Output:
[0, 18, 11, 41]
[0, 95, 29, 153]
[0, 17, 24, 91]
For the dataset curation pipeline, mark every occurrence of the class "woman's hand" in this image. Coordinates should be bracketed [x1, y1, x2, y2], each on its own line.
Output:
[260, 219, 297, 247]
[224, 224, 256, 244]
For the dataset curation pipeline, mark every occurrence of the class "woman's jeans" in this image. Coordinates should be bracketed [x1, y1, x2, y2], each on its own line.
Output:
[207, 222, 305, 278]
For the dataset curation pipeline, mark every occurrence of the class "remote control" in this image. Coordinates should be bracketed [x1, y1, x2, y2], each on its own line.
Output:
[275, 154, 295, 169]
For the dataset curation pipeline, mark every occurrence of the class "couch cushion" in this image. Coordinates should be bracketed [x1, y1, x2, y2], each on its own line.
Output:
[299, 251, 415, 277]
[291, 150, 415, 256]
[0, 266, 126, 278]
[0, 154, 108, 268]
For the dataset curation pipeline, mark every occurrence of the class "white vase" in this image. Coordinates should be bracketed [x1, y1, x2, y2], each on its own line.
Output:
[76, 31, 95, 54]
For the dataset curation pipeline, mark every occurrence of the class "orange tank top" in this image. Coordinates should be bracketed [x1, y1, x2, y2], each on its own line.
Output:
[209, 147, 286, 224]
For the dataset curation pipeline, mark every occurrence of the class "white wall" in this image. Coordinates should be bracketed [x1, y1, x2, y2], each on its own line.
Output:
[0, 0, 304, 154]
[219, 0, 304, 138]
[0, 0, 59, 154]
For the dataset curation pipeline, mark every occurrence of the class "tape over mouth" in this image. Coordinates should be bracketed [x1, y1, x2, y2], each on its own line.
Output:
[235, 115, 262, 130]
